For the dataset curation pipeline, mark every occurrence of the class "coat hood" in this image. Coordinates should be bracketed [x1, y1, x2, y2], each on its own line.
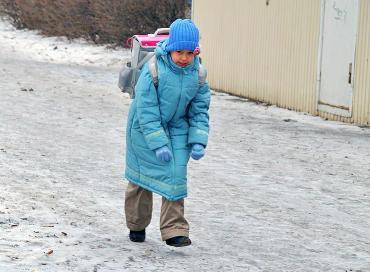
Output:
[155, 39, 200, 73]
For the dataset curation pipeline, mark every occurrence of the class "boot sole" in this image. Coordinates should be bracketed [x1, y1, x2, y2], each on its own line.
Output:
[129, 237, 145, 242]
[166, 240, 192, 247]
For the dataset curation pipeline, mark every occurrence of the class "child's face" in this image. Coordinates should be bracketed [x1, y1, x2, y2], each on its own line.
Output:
[170, 50, 195, 67]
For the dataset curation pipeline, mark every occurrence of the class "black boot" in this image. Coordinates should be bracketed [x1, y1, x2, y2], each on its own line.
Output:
[165, 236, 191, 247]
[129, 229, 146, 242]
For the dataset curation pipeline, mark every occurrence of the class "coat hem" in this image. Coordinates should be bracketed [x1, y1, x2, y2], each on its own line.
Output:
[125, 167, 187, 201]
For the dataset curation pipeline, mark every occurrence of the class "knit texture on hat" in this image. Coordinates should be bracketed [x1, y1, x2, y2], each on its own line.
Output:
[166, 19, 199, 52]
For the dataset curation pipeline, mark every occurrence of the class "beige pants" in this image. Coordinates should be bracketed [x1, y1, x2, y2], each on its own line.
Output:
[124, 182, 189, 240]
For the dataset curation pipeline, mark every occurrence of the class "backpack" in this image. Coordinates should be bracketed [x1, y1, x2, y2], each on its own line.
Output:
[118, 28, 207, 99]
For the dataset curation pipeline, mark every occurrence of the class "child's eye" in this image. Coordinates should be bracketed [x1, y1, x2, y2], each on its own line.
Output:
[176, 51, 182, 54]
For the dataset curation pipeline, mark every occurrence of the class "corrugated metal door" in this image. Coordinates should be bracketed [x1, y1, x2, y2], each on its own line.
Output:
[318, 0, 359, 117]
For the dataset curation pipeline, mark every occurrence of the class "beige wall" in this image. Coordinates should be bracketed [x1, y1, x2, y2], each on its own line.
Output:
[193, 0, 370, 125]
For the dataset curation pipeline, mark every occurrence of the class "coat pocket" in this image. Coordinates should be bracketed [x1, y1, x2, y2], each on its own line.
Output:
[134, 145, 172, 184]
[133, 144, 167, 166]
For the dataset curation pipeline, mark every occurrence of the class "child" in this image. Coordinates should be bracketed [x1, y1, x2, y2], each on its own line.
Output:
[124, 19, 210, 247]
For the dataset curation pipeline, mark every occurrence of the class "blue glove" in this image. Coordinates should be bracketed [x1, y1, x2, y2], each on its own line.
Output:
[191, 144, 205, 160]
[155, 146, 172, 162]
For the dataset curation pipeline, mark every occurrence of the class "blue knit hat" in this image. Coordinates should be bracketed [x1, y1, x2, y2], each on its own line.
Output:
[166, 19, 199, 52]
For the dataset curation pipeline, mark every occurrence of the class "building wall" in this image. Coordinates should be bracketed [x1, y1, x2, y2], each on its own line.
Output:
[192, 0, 321, 114]
[193, 0, 370, 125]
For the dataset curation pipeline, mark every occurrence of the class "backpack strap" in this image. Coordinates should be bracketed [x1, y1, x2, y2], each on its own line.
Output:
[137, 52, 155, 70]
[198, 64, 207, 87]
[148, 55, 159, 87]
[148, 56, 207, 88]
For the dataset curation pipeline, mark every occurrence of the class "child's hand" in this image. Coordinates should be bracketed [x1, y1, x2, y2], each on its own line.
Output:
[155, 146, 172, 162]
[191, 144, 205, 160]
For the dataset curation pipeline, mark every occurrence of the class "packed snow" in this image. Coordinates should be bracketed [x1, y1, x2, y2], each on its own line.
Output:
[0, 18, 370, 272]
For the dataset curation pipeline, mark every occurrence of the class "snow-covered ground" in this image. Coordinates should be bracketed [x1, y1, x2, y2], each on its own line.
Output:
[1, 18, 370, 272]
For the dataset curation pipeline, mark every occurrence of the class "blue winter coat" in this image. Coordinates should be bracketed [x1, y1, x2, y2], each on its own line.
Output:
[125, 39, 211, 201]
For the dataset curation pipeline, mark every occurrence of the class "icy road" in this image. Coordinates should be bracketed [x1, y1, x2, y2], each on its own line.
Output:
[1, 19, 370, 272]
